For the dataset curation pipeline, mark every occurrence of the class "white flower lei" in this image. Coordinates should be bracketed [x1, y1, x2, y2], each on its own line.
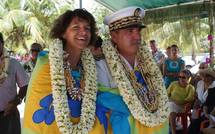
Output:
[102, 40, 170, 127]
[0, 48, 9, 84]
[49, 39, 97, 134]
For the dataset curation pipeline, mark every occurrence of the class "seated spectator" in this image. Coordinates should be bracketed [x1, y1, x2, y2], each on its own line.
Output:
[191, 62, 209, 89]
[163, 44, 185, 88]
[168, 69, 195, 134]
[196, 66, 213, 106]
[189, 68, 215, 134]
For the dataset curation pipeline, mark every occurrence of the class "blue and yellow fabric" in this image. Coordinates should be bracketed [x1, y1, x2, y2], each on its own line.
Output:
[22, 52, 169, 134]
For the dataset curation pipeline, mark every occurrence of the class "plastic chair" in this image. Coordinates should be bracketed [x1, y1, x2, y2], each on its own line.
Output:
[200, 120, 210, 130]
[176, 103, 192, 134]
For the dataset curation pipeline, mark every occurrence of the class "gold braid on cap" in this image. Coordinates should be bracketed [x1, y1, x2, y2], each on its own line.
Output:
[109, 16, 142, 31]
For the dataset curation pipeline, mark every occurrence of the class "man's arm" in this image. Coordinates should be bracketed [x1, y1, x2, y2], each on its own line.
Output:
[17, 85, 28, 100]
[4, 59, 29, 116]
[3, 85, 28, 116]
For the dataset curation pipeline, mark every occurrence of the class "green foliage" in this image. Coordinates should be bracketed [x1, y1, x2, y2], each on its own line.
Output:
[91, 3, 112, 40]
[0, 0, 75, 53]
[142, 18, 213, 55]
[0, 0, 213, 56]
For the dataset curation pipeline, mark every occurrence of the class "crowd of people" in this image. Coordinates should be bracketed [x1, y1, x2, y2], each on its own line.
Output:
[0, 6, 214, 134]
[150, 40, 215, 134]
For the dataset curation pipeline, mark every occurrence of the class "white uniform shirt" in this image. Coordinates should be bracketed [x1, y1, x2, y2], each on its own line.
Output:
[96, 56, 137, 88]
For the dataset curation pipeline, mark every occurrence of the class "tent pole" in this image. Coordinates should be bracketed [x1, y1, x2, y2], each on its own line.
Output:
[209, 0, 214, 67]
[79, 0, 82, 8]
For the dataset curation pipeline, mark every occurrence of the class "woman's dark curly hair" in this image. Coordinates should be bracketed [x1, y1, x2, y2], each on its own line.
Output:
[50, 9, 96, 47]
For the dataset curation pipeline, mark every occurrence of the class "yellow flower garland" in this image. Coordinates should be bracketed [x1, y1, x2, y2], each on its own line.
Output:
[102, 40, 170, 127]
[0, 48, 9, 84]
[49, 39, 97, 134]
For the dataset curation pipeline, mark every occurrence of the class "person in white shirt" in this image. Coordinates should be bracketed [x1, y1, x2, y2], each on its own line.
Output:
[0, 32, 29, 134]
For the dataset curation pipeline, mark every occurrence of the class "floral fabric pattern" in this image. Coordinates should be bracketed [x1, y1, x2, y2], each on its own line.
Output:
[33, 94, 55, 125]
[33, 94, 82, 125]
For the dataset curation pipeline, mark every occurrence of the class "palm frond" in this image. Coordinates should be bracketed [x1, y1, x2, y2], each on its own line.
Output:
[24, 16, 44, 43]
[5, 9, 33, 27]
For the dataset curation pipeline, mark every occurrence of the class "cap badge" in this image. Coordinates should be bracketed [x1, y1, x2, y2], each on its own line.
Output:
[134, 8, 141, 17]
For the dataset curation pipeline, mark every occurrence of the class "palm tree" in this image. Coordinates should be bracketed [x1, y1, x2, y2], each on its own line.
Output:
[0, 0, 74, 53]
[142, 18, 211, 55]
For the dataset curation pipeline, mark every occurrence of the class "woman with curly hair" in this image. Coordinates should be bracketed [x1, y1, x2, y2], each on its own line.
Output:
[22, 9, 102, 134]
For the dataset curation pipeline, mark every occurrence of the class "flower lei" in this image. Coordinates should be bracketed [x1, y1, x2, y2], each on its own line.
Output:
[49, 39, 97, 134]
[0, 48, 9, 84]
[102, 40, 170, 127]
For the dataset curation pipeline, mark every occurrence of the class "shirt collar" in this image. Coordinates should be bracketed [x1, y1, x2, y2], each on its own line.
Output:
[120, 55, 137, 70]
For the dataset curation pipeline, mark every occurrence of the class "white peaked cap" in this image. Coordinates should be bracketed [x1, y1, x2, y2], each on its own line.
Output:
[104, 6, 145, 31]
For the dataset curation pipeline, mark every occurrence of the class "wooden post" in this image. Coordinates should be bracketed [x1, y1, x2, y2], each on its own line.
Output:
[209, 0, 214, 67]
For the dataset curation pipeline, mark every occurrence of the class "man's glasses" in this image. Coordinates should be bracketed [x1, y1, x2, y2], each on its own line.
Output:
[178, 76, 186, 79]
[199, 67, 205, 69]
